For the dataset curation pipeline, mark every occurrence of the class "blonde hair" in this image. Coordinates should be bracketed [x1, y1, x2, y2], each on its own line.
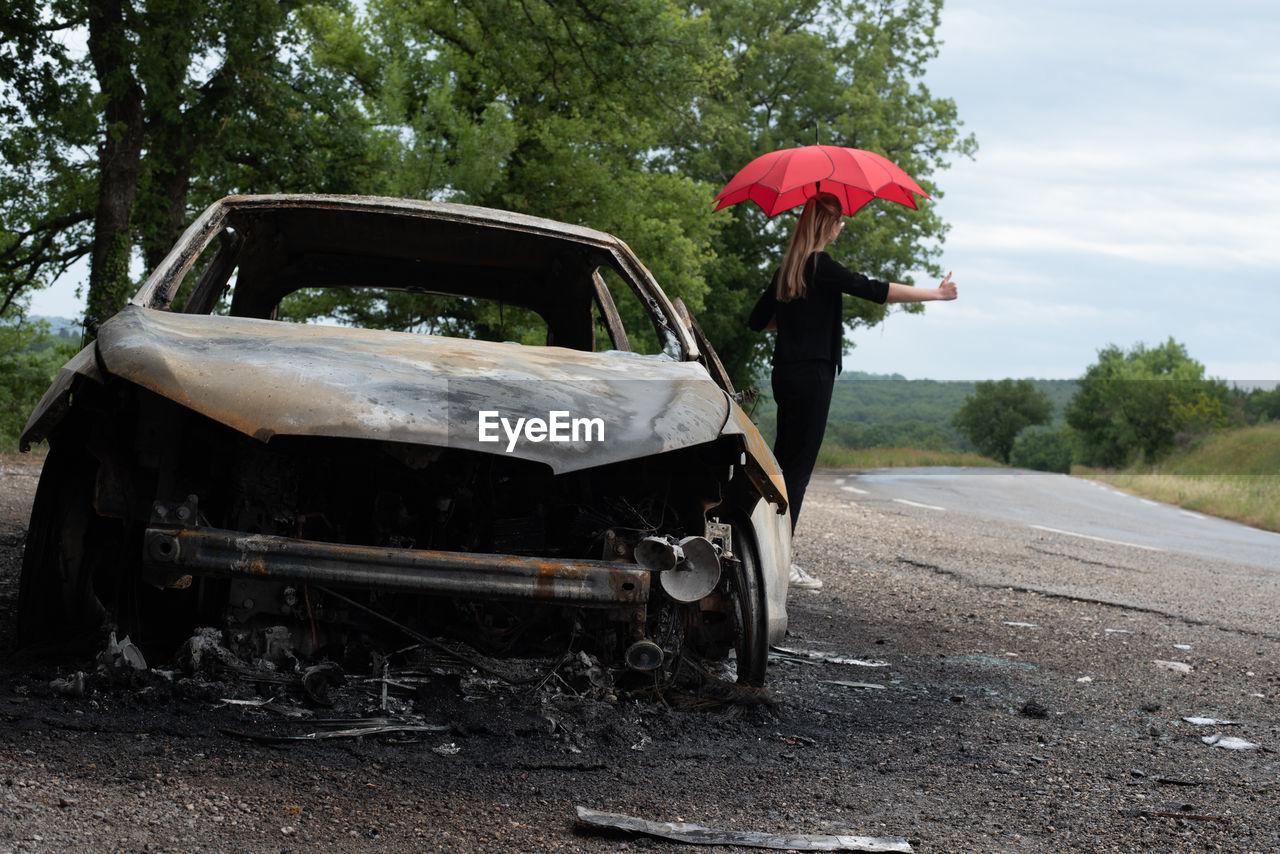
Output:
[777, 193, 844, 302]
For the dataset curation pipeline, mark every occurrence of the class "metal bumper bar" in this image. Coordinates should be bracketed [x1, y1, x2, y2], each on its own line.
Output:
[143, 526, 651, 606]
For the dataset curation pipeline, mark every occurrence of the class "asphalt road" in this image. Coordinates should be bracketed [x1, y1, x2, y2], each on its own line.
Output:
[4, 457, 1279, 853]
[831, 467, 1280, 573]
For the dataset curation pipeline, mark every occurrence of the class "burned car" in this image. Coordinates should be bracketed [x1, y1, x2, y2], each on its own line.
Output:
[19, 195, 791, 688]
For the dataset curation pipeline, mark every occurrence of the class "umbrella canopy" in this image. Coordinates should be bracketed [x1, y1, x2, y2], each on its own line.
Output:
[713, 145, 929, 217]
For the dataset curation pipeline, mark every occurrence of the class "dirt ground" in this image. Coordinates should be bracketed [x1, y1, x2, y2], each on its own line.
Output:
[1, 453, 1277, 853]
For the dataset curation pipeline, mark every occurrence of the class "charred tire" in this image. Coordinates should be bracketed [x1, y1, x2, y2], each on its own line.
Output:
[17, 445, 110, 648]
[726, 519, 768, 686]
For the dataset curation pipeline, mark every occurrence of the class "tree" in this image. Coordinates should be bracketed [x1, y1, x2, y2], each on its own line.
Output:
[1243, 386, 1280, 423]
[299, 0, 726, 349]
[0, 1, 97, 319]
[3, 0, 973, 381]
[1010, 426, 1074, 474]
[1065, 338, 1229, 468]
[665, 0, 977, 387]
[0, 319, 78, 446]
[951, 379, 1053, 463]
[319, 0, 972, 374]
[1, 0, 384, 325]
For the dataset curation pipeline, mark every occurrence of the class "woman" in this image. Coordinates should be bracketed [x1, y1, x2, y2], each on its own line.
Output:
[748, 192, 957, 589]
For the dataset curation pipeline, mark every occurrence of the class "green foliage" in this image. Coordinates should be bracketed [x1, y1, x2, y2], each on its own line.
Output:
[829, 375, 981, 431]
[666, 0, 977, 388]
[1, 0, 387, 324]
[313, 0, 724, 344]
[827, 419, 953, 451]
[1065, 338, 1230, 468]
[1010, 426, 1075, 474]
[950, 379, 1053, 463]
[751, 372, 1077, 453]
[86, 229, 134, 329]
[1136, 423, 1280, 477]
[278, 289, 548, 345]
[305, 0, 973, 380]
[0, 321, 78, 448]
[3, 0, 972, 393]
[1087, 425, 1280, 533]
[0, 2, 97, 319]
[1242, 386, 1280, 423]
[815, 443, 1004, 470]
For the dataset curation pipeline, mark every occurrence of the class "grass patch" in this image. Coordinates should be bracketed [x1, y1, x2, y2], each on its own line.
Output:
[1080, 424, 1280, 532]
[815, 444, 1004, 470]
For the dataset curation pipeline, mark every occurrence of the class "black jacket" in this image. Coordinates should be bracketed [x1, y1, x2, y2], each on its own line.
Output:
[748, 251, 890, 372]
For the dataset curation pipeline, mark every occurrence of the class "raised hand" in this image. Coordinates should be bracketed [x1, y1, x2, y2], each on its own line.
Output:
[938, 271, 957, 300]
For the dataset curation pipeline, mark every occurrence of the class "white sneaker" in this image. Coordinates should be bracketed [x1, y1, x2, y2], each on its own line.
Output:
[788, 563, 823, 591]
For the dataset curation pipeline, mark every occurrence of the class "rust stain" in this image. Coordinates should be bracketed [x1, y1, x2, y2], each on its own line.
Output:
[534, 564, 556, 599]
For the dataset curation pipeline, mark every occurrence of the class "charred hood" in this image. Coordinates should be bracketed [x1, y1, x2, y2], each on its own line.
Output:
[94, 306, 732, 473]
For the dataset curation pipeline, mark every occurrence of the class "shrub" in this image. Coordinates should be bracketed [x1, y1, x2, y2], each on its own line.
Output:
[1010, 426, 1075, 474]
[0, 321, 78, 449]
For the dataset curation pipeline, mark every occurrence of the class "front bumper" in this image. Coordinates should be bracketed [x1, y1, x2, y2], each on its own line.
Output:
[142, 526, 651, 607]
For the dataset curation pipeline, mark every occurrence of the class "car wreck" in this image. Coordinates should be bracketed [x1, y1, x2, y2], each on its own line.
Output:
[19, 195, 791, 691]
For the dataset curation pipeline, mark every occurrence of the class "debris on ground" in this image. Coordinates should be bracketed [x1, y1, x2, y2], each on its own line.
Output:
[770, 646, 889, 667]
[48, 672, 86, 698]
[1154, 660, 1192, 674]
[97, 631, 147, 673]
[1020, 700, 1051, 719]
[1183, 717, 1240, 726]
[223, 717, 450, 743]
[177, 626, 244, 674]
[1121, 809, 1226, 822]
[574, 805, 913, 852]
[1201, 734, 1262, 751]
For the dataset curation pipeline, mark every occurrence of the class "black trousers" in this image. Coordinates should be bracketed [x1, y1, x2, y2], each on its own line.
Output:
[770, 359, 836, 532]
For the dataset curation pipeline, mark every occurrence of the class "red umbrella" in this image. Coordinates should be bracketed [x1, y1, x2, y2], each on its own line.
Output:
[713, 144, 929, 217]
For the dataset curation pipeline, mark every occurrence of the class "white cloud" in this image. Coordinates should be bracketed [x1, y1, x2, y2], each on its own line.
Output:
[934, 125, 1280, 269]
[840, 1, 1280, 379]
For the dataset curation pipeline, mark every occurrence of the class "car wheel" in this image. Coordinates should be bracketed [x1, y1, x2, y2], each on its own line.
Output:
[17, 445, 111, 648]
[725, 518, 768, 686]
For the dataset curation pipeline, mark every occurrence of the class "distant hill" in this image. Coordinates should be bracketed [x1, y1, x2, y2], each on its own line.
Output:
[749, 371, 1079, 452]
[33, 316, 82, 337]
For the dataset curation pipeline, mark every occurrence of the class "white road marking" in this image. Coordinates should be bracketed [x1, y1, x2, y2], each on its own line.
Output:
[894, 498, 945, 511]
[841, 485, 869, 495]
[1140, 499, 1159, 507]
[1180, 510, 1205, 520]
[834, 477, 846, 485]
[1030, 524, 1164, 552]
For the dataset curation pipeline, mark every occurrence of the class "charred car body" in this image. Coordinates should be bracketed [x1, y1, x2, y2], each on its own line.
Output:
[19, 195, 791, 687]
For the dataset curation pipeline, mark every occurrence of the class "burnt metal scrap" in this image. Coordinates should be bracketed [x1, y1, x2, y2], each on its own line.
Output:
[770, 646, 891, 668]
[222, 720, 450, 744]
[574, 806, 914, 852]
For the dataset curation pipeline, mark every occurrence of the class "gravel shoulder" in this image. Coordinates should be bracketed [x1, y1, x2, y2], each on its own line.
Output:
[2, 457, 1277, 853]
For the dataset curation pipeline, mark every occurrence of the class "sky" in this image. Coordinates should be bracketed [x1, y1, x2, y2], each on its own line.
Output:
[28, 0, 1280, 384]
[845, 0, 1280, 382]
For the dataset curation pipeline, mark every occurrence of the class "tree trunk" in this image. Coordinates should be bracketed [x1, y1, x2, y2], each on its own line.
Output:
[85, 0, 145, 325]
[142, 161, 191, 272]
